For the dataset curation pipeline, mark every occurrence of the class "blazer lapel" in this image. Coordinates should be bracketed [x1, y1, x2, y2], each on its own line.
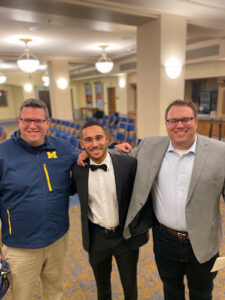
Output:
[186, 136, 209, 204]
[146, 137, 170, 192]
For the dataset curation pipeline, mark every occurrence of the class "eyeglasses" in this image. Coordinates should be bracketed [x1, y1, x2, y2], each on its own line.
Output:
[166, 117, 195, 127]
[20, 118, 46, 125]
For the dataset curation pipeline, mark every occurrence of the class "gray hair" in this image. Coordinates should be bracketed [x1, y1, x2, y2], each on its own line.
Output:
[19, 98, 49, 119]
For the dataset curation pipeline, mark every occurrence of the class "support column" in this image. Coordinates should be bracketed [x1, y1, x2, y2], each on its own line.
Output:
[117, 74, 128, 116]
[49, 60, 73, 120]
[137, 14, 187, 138]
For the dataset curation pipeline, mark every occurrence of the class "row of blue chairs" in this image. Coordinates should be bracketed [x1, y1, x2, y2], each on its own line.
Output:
[49, 116, 140, 147]
[85, 115, 135, 126]
[48, 128, 82, 149]
[50, 118, 82, 135]
[85, 116, 137, 144]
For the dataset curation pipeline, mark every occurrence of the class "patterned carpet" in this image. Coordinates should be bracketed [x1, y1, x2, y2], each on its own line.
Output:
[3, 196, 225, 299]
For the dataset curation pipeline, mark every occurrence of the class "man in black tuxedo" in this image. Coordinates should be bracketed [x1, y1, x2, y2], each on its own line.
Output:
[71, 121, 148, 300]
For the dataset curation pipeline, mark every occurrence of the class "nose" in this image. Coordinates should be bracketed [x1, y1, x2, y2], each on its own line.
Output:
[91, 138, 99, 147]
[29, 121, 38, 128]
[176, 120, 184, 127]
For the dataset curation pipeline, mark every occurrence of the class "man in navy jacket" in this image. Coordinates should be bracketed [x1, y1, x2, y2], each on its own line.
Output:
[0, 98, 78, 300]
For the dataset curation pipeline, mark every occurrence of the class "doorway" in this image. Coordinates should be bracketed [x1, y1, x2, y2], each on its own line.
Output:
[38, 90, 52, 117]
[107, 87, 116, 114]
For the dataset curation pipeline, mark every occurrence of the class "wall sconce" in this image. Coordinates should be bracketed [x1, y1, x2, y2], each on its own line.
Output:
[165, 57, 182, 79]
[119, 78, 126, 88]
[0, 72, 7, 84]
[24, 83, 33, 92]
[42, 71, 49, 87]
[56, 77, 68, 89]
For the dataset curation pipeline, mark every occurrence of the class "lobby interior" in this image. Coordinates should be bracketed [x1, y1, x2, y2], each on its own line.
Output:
[0, 0, 225, 140]
[0, 1, 225, 299]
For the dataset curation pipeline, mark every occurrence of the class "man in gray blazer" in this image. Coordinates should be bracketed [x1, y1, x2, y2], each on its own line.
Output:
[115, 100, 225, 300]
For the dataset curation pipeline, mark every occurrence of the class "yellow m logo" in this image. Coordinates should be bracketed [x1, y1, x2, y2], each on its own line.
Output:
[47, 151, 58, 159]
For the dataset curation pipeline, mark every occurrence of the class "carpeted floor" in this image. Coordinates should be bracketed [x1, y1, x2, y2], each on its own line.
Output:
[4, 195, 225, 299]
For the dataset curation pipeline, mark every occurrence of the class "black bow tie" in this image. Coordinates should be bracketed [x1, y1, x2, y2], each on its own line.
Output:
[89, 164, 107, 172]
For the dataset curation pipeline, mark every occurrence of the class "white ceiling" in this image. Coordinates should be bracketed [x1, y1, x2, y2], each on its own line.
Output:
[0, 0, 225, 73]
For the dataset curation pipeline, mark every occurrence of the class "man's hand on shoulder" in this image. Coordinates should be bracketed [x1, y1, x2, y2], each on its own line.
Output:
[115, 143, 132, 153]
[77, 151, 88, 167]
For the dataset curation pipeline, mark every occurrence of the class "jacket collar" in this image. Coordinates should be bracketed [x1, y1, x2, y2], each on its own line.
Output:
[12, 130, 54, 152]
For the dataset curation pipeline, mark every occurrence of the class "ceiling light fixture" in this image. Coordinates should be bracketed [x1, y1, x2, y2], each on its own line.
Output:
[17, 38, 40, 73]
[95, 45, 114, 74]
[0, 72, 7, 84]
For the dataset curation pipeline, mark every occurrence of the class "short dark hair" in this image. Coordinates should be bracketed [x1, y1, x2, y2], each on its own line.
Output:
[81, 121, 104, 137]
[165, 100, 197, 120]
[19, 98, 49, 119]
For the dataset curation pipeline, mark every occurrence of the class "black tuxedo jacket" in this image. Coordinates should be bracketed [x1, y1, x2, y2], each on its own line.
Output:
[71, 152, 148, 251]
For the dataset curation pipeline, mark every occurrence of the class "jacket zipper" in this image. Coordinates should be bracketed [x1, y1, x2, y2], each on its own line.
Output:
[43, 164, 52, 191]
[7, 209, 12, 235]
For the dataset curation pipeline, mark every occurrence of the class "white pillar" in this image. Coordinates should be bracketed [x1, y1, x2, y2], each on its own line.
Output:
[117, 74, 128, 116]
[137, 14, 187, 138]
[49, 60, 73, 120]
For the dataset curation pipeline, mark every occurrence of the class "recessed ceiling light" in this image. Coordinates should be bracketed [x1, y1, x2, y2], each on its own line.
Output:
[121, 36, 133, 40]
[29, 26, 43, 32]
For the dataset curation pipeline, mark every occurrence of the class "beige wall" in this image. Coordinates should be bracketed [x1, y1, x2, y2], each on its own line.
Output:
[0, 71, 43, 122]
[186, 61, 225, 79]
[71, 76, 118, 115]
[0, 84, 24, 121]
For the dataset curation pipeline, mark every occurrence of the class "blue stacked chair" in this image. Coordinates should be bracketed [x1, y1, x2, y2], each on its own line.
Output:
[70, 135, 79, 148]
[128, 118, 135, 124]
[115, 132, 126, 143]
[127, 124, 137, 146]
[121, 117, 128, 123]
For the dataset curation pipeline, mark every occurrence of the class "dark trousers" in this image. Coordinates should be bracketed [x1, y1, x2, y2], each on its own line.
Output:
[152, 223, 218, 300]
[88, 224, 139, 300]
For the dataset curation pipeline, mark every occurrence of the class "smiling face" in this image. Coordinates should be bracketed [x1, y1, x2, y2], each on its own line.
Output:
[80, 125, 108, 164]
[17, 106, 50, 147]
[166, 105, 199, 150]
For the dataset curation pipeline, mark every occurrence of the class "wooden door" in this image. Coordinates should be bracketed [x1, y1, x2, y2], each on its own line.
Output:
[107, 87, 116, 114]
[38, 90, 52, 117]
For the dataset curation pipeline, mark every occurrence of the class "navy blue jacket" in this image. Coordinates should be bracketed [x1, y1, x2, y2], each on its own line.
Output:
[0, 131, 77, 248]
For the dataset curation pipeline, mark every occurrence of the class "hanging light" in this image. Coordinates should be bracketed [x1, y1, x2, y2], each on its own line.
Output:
[95, 45, 114, 74]
[17, 38, 40, 73]
[0, 72, 7, 84]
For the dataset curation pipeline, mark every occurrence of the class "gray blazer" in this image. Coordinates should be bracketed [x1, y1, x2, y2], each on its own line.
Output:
[122, 134, 225, 263]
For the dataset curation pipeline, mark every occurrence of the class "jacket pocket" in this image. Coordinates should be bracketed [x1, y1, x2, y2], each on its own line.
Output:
[43, 164, 53, 191]
[7, 209, 12, 235]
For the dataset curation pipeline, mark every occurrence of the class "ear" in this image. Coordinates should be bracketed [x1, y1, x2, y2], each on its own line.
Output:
[17, 117, 21, 125]
[46, 118, 50, 128]
[105, 134, 109, 144]
[80, 138, 84, 149]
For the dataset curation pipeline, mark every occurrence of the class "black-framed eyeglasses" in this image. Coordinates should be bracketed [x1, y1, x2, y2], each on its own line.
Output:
[20, 118, 46, 125]
[166, 117, 195, 127]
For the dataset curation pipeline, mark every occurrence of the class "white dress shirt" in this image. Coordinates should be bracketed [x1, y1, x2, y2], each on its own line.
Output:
[152, 137, 197, 231]
[88, 152, 119, 228]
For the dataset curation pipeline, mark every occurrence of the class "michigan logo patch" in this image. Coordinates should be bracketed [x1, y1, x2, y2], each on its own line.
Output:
[47, 151, 58, 159]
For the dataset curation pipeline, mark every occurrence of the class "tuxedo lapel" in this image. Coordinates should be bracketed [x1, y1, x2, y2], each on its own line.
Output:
[74, 164, 89, 211]
[111, 154, 122, 205]
[186, 136, 209, 204]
